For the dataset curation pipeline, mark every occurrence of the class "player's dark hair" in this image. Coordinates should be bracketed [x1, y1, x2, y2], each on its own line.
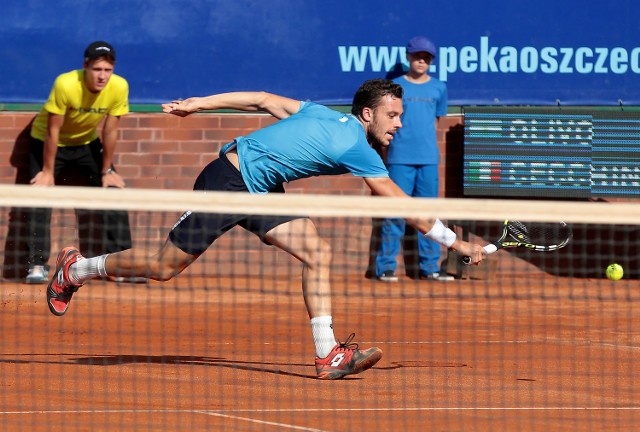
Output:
[351, 79, 403, 117]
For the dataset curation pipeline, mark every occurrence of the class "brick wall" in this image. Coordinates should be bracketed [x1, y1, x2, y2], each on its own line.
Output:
[0, 111, 464, 279]
[0, 111, 463, 194]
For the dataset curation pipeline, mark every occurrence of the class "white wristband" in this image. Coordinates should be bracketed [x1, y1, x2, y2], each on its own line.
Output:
[425, 219, 457, 248]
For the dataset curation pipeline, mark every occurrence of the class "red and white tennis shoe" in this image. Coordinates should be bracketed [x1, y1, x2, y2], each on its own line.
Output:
[315, 333, 382, 380]
[46, 247, 84, 316]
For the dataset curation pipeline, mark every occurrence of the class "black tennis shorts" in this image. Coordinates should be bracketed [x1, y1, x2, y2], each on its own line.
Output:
[169, 150, 303, 255]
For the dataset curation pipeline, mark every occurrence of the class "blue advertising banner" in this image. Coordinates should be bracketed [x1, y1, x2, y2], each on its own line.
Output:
[1, 0, 639, 106]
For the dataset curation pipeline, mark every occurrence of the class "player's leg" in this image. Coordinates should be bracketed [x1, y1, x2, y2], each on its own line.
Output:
[263, 218, 332, 318]
[47, 153, 243, 316]
[102, 239, 197, 281]
[46, 239, 198, 316]
[264, 218, 382, 379]
[375, 163, 416, 281]
[48, 192, 251, 317]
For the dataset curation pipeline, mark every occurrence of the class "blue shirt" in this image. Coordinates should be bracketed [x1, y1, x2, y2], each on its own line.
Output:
[223, 101, 388, 193]
[386, 76, 448, 165]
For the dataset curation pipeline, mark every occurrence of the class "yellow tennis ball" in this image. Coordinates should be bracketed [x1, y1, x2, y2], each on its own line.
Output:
[605, 263, 624, 281]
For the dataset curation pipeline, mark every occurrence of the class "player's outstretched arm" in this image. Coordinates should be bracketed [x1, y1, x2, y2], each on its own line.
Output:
[161, 92, 300, 120]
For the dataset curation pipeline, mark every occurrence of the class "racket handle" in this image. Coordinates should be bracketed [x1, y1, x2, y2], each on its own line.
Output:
[462, 244, 498, 265]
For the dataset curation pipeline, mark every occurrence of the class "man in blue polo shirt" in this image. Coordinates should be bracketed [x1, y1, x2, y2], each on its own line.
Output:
[45, 79, 486, 380]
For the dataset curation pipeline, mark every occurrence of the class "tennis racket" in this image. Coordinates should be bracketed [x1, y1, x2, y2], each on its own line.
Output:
[462, 220, 572, 265]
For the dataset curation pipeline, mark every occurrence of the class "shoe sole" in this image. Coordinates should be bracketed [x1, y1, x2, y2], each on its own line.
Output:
[25, 277, 48, 285]
[317, 348, 383, 380]
[46, 248, 79, 317]
[47, 283, 72, 316]
[378, 277, 398, 283]
[420, 277, 455, 281]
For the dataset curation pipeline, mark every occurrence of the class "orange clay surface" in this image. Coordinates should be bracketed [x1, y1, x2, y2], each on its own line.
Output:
[0, 273, 639, 431]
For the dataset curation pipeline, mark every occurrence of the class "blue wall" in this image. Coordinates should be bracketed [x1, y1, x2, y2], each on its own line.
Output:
[2, 0, 639, 105]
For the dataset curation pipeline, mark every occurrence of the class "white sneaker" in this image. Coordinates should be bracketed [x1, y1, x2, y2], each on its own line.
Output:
[377, 270, 399, 282]
[25, 265, 48, 284]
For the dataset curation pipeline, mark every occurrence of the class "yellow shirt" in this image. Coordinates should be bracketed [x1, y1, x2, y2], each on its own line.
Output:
[31, 69, 129, 146]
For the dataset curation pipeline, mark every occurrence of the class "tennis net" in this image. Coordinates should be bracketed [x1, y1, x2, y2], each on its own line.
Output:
[0, 184, 639, 431]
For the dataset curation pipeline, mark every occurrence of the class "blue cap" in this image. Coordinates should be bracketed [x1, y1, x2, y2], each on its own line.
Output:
[406, 36, 437, 57]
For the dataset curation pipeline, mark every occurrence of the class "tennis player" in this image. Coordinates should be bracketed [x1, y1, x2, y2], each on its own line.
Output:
[46, 79, 486, 380]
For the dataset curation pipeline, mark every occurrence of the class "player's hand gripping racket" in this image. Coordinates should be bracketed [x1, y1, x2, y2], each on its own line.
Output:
[462, 220, 572, 265]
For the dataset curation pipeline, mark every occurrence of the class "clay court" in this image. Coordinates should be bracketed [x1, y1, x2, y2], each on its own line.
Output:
[1, 268, 638, 431]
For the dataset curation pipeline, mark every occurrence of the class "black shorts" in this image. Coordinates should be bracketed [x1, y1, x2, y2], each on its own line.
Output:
[169, 150, 303, 255]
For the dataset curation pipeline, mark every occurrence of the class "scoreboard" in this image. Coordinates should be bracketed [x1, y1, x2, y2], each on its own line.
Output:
[463, 108, 640, 198]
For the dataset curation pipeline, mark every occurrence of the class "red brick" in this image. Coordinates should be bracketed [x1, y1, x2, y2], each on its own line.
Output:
[181, 165, 206, 177]
[203, 129, 243, 141]
[0, 129, 22, 140]
[120, 116, 140, 128]
[121, 129, 155, 140]
[127, 178, 167, 189]
[117, 166, 141, 178]
[139, 165, 182, 178]
[138, 116, 177, 128]
[179, 141, 218, 153]
[0, 165, 17, 177]
[116, 140, 141, 153]
[259, 117, 279, 128]
[161, 153, 202, 166]
[220, 116, 262, 129]
[15, 115, 37, 130]
[162, 129, 204, 140]
[138, 140, 176, 153]
[179, 115, 221, 129]
[119, 153, 162, 166]
[0, 114, 16, 128]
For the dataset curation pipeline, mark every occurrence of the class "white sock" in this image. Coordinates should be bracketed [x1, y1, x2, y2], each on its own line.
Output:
[69, 255, 108, 285]
[310, 316, 337, 359]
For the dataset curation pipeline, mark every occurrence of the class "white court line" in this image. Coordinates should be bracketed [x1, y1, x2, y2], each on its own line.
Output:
[196, 411, 326, 431]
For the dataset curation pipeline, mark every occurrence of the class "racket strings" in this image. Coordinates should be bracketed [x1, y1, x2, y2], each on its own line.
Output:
[507, 221, 571, 246]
